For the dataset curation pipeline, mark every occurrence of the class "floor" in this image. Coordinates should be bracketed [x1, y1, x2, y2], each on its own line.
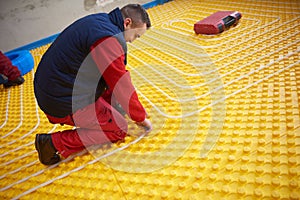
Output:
[0, 0, 300, 199]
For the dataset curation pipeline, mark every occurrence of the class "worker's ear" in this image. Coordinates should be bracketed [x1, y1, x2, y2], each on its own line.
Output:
[124, 18, 132, 29]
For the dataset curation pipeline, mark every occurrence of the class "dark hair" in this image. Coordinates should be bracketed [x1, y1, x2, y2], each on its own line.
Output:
[121, 4, 151, 29]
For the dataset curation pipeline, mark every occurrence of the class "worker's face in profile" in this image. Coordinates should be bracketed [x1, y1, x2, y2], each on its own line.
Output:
[123, 18, 147, 43]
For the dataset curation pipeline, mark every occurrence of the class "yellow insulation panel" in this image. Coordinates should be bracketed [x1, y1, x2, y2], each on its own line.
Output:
[0, 0, 300, 199]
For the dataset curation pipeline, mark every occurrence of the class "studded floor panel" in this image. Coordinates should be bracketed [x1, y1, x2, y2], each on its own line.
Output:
[0, 0, 300, 199]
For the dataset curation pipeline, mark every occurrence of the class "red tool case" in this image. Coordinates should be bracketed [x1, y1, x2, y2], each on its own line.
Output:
[194, 11, 242, 35]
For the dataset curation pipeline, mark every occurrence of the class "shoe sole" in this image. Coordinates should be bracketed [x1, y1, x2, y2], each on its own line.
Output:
[3, 78, 25, 88]
[35, 134, 61, 165]
[35, 134, 43, 164]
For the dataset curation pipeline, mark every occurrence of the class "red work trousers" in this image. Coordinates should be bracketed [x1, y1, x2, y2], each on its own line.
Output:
[0, 51, 21, 81]
[46, 97, 128, 158]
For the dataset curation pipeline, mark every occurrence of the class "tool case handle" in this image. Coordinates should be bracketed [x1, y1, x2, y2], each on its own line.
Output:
[222, 16, 236, 28]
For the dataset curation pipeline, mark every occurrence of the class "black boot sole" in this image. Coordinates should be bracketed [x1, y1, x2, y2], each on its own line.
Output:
[35, 134, 61, 165]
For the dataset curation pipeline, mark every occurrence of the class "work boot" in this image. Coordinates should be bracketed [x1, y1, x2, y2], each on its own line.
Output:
[0, 74, 8, 84]
[35, 134, 61, 165]
[4, 76, 24, 88]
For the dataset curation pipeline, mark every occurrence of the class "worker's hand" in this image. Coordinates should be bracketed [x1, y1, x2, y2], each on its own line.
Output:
[136, 118, 152, 133]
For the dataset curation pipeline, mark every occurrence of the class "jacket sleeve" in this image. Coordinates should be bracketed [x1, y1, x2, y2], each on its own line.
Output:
[90, 37, 146, 122]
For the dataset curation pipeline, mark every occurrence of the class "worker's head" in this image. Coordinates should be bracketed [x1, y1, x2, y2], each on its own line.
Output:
[121, 4, 151, 43]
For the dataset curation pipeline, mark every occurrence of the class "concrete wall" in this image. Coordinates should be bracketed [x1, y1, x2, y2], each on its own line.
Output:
[0, 0, 152, 52]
